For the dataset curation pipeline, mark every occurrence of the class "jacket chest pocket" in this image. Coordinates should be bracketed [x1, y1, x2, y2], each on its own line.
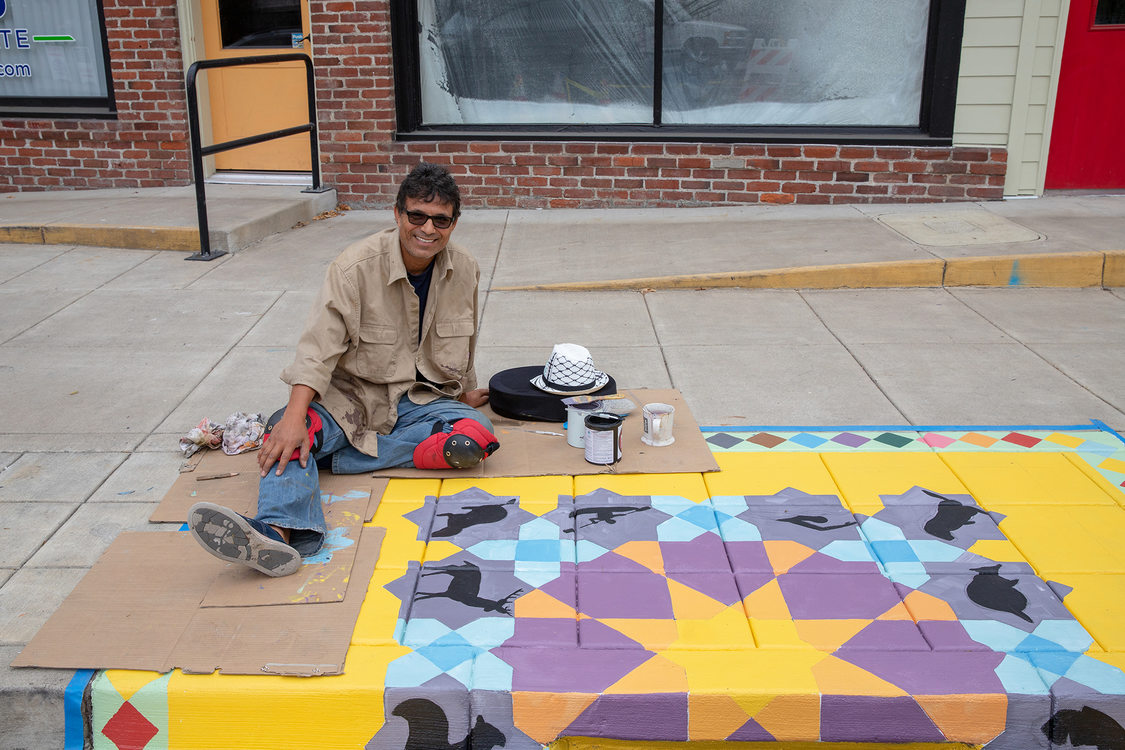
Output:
[356, 324, 398, 380]
[432, 317, 474, 378]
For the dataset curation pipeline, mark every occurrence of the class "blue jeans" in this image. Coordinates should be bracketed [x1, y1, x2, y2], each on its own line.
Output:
[255, 394, 493, 556]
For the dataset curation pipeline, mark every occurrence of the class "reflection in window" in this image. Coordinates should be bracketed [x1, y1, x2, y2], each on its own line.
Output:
[418, 0, 931, 128]
[219, 0, 302, 48]
[1095, 0, 1125, 25]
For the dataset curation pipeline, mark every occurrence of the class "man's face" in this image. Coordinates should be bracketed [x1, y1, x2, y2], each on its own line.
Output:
[394, 196, 458, 274]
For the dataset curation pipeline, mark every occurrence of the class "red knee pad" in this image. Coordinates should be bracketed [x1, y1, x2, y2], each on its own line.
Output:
[264, 407, 323, 461]
[450, 419, 500, 456]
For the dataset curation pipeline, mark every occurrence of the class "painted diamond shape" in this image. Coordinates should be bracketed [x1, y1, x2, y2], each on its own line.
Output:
[102, 701, 158, 750]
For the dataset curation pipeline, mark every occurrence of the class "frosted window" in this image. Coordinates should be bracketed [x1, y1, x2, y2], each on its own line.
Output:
[0, 0, 109, 99]
[418, 0, 931, 128]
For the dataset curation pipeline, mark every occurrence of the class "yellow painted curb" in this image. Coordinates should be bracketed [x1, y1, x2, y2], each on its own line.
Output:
[1105, 250, 1125, 286]
[495, 251, 1115, 291]
[943, 251, 1104, 287]
[0, 223, 201, 251]
[0, 225, 48, 244]
[497, 259, 945, 292]
[40, 224, 202, 252]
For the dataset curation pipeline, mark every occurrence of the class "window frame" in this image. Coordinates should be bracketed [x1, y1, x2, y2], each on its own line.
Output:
[0, 0, 117, 119]
[391, 0, 966, 145]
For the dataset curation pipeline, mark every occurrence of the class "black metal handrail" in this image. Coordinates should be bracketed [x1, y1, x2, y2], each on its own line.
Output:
[184, 53, 330, 261]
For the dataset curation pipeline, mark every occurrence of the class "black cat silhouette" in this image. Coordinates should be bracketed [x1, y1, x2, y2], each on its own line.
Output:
[414, 561, 523, 615]
[1041, 705, 1125, 750]
[967, 564, 1033, 623]
[923, 491, 987, 541]
[432, 499, 517, 538]
[391, 698, 507, 750]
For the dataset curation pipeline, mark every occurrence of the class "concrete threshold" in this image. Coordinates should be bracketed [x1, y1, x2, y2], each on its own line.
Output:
[495, 250, 1125, 291]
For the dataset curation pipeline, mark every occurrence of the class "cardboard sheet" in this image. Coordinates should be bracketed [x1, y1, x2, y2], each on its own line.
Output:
[152, 449, 387, 524]
[375, 388, 719, 478]
[12, 526, 384, 676]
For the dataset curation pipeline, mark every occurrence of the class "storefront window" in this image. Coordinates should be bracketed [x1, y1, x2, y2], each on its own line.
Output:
[218, 0, 302, 48]
[0, 0, 114, 115]
[417, 0, 931, 128]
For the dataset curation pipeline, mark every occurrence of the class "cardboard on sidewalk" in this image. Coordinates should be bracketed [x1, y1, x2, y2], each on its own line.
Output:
[377, 388, 718, 478]
[152, 449, 387, 524]
[12, 526, 385, 676]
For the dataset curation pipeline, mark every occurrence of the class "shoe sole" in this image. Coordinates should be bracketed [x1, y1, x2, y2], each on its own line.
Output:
[188, 502, 301, 577]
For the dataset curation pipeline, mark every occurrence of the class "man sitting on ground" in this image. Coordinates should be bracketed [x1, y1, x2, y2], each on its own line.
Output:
[188, 162, 498, 576]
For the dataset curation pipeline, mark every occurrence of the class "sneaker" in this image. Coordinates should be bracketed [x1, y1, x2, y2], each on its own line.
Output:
[188, 501, 301, 577]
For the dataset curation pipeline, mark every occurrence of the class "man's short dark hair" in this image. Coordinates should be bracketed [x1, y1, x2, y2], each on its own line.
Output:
[396, 162, 461, 218]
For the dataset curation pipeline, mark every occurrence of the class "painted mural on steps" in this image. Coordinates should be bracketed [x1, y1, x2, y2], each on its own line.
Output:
[366, 486, 1125, 749]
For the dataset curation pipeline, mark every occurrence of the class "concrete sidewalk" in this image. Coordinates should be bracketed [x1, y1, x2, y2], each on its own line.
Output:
[1, 188, 1124, 747]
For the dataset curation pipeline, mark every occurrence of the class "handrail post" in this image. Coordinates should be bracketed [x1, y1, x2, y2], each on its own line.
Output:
[184, 61, 224, 262]
[183, 53, 329, 260]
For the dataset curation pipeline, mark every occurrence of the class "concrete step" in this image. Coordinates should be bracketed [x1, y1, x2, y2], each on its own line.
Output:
[0, 184, 339, 255]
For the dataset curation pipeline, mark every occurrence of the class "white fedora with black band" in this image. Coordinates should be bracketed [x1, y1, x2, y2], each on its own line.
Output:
[530, 343, 610, 396]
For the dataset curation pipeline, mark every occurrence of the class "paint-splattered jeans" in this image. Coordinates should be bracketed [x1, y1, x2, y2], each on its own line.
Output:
[255, 395, 493, 556]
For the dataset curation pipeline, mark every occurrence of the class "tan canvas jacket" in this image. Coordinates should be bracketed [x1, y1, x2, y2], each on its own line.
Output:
[280, 227, 480, 456]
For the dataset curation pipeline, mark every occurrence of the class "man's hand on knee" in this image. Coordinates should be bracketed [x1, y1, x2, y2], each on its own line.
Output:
[459, 388, 489, 408]
[259, 410, 312, 477]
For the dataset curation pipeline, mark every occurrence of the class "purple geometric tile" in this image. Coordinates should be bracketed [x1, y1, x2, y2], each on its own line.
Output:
[725, 541, 772, 573]
[565, 694, 689, 742]
[821, 695, 945, 743]
[726, 718, 776, 741]
[578, 618, 649, 649]
[495, 646, 653, 694]
[503, 617, 577, 648]
[839, 620, 929, 651]
[836, 650, 1006, 695]
[577, 571, 674, 620]
[733, 571, 777, 605]
[832, 432, 871, 448]
[779, 573, 905, 620]
[659, 535, 732, 573]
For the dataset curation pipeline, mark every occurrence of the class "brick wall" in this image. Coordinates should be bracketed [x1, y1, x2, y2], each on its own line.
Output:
[0, 0, 192, 192]
[328, 142, 1007, 209]
[0, 0, 1007, 207]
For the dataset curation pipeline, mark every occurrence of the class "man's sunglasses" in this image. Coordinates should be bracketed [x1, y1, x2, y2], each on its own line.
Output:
[404, 210, 455, 230]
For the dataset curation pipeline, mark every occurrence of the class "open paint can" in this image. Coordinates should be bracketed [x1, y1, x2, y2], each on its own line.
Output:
[584, 412, 623, 465]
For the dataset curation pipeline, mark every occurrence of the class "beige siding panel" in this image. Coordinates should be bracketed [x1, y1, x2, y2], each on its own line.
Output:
[1033, 45, 1058, 75]
[960, 46, 1021, 77]
[1037, 17, 1060, 44]
[1017, 161, 1041, 193]
[1027, 104, 1048, 133]
[1030, 75, 1051, 105]
[957, 76, 1017, 104]
[966, 0, 1025, 17]
[963, 17, 1025, 46]
[955, 104, 1013, 134]
[1024, 133, 1044, 156]
[953, 133, 1009, 146]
